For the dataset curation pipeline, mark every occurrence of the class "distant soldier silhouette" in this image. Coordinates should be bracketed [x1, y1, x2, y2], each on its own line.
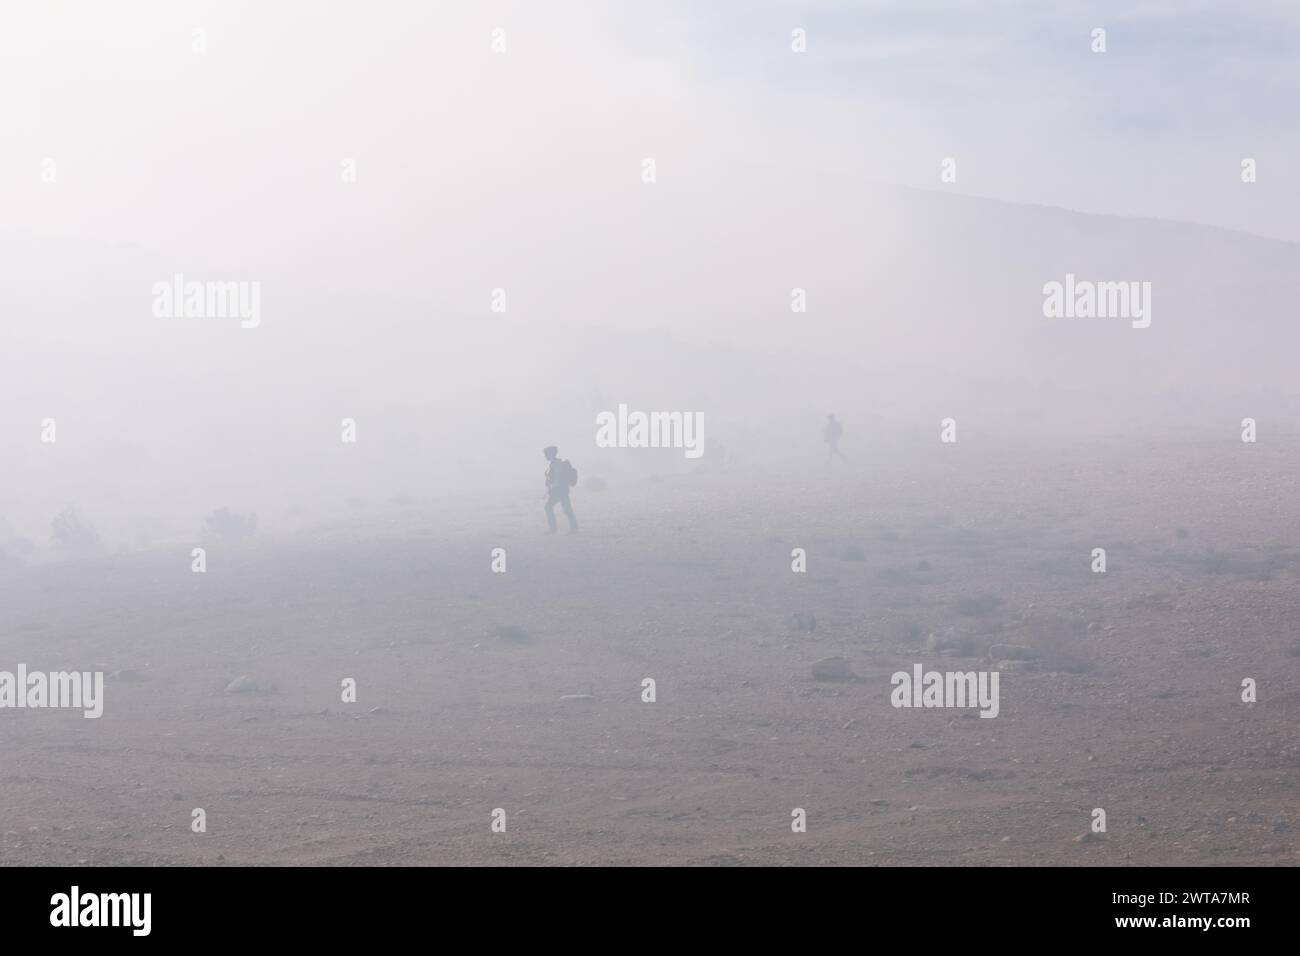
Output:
[823, 413, 847, 466]
[543, 445, 579, 534]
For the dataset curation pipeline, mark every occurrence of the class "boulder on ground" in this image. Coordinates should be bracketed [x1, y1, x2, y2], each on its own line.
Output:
[812, 657, 859, 681]
[988, 643, 1036, 661]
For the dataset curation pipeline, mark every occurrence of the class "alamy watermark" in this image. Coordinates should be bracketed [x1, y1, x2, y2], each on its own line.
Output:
[0, 665, 103, 718]
[1042, 273, 1151, 329]
[595, 404, 704, 459]
[152, 274, 261, 328]
[890, 663, 999, 718]
[50, 887, 150, 936]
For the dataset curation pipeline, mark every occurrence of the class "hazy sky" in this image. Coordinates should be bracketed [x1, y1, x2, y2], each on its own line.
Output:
[3, 1, 1297, 546]
[2, 0, 1296, 310]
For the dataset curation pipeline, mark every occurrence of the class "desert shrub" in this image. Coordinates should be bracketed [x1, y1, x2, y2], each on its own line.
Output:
[952, 593, 1003, 617]
[1197, 548, 1278, 581]
[495, 625, 530, 643]
[0, 517, 35, 562]
[1030, 616, 1094, 673]
[876, 565, 916, 584]
[927, 627, 979, 657]
[4, 536, 35, 558]
[890, 616, 925, 642]
[51, 507, 101, 553]
[787, 612, 817, 633]
[203, 507, 258, 541]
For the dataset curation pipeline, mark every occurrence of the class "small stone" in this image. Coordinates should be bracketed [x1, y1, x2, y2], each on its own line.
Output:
[224, 675, 257, 694]
[988, 644, 1036, 661]
[496, 625, 530, 643]
[811, 657, 859, 681]
[996, 660, 1034, 672]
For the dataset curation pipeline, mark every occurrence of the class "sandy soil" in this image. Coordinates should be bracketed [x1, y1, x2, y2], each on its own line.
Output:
[1, 439, 1296, 866]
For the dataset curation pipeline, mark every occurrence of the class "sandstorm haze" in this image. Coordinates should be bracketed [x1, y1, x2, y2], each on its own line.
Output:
[0, 1, 1297, 875]
[2, 0, 1299, 544]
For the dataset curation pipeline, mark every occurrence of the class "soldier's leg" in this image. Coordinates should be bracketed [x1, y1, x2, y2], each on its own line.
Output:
[561, 494, 578, 532]
[545, 496, 558, 532]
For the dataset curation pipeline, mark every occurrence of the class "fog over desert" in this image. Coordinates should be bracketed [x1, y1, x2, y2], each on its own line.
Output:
[0, 1, 1296, 870]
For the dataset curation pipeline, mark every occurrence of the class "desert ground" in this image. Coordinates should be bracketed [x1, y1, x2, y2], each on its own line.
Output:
[1, 437, 1296, 866]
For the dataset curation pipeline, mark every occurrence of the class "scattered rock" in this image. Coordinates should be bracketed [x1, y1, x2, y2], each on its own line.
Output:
[995, 659, 1035, 672]
[811, 657, 859, 682]
[928, 627, 979, 657]
[988, 644, 1036, 661]
[560, 694, 596, 701]
[107, 668, 147, 682]
[954, 594, 1004, 617]
[789, 612, 817, 633]
[1074, 831, 1102, 844]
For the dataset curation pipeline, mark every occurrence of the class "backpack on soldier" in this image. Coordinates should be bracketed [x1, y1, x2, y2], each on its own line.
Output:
[561, 459, 578, 487]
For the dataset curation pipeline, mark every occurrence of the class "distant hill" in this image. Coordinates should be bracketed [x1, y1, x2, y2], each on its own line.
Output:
[3, 186, 1298, 543]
